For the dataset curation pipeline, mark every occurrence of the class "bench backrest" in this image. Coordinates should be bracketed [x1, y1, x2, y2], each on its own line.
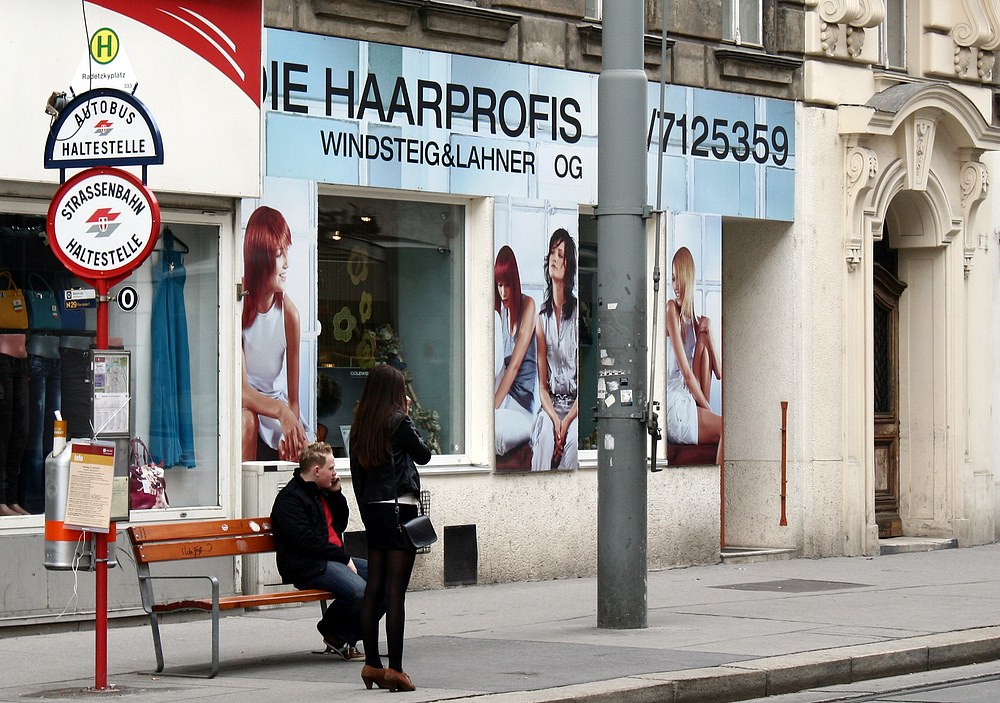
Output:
[128, 517, 276, 564]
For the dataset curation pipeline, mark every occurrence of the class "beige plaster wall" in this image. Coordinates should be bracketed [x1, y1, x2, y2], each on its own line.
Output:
[721, 104, 851, 557]
[341, 465, 720, 591]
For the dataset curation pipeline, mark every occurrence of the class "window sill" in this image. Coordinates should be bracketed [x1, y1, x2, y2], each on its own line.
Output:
[714, 46, 803, 85]
[0, 505, 229, 534]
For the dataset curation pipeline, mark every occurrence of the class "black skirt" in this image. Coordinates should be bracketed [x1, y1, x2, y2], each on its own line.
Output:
[361, 501, 419, 552]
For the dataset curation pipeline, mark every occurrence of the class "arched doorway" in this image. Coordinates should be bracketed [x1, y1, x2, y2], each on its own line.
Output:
[872, 232, 905, 538]
[840, 82, 1000, 554]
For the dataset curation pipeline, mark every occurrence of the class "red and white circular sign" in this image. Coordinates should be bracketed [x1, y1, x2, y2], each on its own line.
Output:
[47, 167, 160, 281]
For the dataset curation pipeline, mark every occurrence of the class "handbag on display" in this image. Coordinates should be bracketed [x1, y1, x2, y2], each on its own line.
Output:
[26, 273, 61, 330]
[129, 437, 169, 510]
[58, 273, 88, 331]
[0, 271, 28, 329]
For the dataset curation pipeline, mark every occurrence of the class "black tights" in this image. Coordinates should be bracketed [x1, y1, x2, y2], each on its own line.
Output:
[362, 547, 416, 671]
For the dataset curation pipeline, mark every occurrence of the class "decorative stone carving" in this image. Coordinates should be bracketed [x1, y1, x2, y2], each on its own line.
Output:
[845, 146, 879, 272]
[961, 160, 989, 277]
[821, 21, 839, 55]
[965, 244, 977, 277]
[847, 146, 878, 199]
[808, 0, 882, 61]
[846, 26, 865, 58]
[955, 45, 973, 76]
[905, 117, 936, 191]
[952, 0, 996, 49]
[984, 1, 1000, 50]
[813, 0, 885, 28]
[946, 0, 1000, 82]
[961, 160, 989, 211]
[978, 49, 996, 80]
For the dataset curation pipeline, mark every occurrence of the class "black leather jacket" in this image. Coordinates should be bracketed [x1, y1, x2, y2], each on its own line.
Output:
[351, 413, 432, 505]
[270, 473, 351, 585]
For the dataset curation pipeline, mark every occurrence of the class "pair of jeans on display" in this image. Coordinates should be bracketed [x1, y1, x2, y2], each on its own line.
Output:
[59, 336, 92, 442]
[19, 349, 60, 514]
[0, 353, 29, 507]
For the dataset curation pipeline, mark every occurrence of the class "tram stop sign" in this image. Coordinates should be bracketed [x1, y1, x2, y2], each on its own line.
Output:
[46, 166, 160, 286]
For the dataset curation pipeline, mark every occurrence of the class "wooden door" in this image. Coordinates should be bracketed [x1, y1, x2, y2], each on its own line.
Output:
[873, 264, 906, 539]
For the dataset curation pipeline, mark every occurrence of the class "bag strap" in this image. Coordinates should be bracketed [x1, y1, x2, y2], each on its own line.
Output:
[0, 271, 16, 291]
[392, 443, 403, 531]
[130, 437, 153, 466]
[390, 418, 423, 532]
[28, 273, 54, 294]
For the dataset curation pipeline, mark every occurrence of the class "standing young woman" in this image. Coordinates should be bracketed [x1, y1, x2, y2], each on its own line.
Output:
[350, 364, 431, 692]
[494, 245, 537, 456]
[665, 246, 722, 462]
[241, 206, 308, 462]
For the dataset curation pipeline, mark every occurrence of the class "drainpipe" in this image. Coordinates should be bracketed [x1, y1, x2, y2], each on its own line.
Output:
[780, 401, 788, 526]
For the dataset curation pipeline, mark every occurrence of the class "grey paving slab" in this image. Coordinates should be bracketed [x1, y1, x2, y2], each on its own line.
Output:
[5, 544, 1000, 702]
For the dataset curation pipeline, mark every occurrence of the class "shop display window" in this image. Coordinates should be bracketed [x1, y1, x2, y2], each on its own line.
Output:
[316, 195, 465, 458]
[0, 213, 220, 518]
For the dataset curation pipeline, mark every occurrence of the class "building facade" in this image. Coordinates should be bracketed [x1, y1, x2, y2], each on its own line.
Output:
[1, 0, 998, 626]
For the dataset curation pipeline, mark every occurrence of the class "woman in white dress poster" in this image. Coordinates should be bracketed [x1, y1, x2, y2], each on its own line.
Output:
[665, 246, 722, 464]
[241, 206, 308, 462]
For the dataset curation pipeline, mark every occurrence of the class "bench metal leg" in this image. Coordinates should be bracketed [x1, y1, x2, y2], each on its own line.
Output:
[210, 583, 220, 679]
[149, 612, 165, 673]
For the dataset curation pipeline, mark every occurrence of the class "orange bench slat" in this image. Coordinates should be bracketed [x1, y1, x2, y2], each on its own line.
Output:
[135, 533, 277, 563]
[150, 589, 333, 613]
[129, 517, 274, 543]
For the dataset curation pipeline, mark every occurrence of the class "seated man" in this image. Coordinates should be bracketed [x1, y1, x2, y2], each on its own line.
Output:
[271, 441, 366, 660]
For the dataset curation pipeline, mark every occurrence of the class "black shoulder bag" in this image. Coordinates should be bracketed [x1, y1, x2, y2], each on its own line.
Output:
[392, 438, 438, 550]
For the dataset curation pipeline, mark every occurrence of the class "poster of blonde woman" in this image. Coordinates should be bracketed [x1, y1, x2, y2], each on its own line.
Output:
[665, 214, 722, 466]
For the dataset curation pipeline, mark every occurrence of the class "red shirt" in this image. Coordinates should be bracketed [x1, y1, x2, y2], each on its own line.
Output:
[321, 498, 343, 547]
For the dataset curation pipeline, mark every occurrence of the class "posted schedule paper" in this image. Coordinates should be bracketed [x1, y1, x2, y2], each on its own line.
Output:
[64, 442, 116, 533]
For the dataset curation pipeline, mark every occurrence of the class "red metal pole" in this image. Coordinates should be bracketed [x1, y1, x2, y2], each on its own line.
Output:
[94, 279, 110, 691]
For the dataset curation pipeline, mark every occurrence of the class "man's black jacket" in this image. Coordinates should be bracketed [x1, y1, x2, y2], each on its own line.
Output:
[270, 473, 351, 585]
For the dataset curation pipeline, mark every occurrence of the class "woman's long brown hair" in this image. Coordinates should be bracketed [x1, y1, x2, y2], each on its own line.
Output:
[350, 364, 407, 468]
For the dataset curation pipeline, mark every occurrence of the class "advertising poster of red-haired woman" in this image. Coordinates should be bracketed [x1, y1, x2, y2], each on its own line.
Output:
[241, 205, 313, 462]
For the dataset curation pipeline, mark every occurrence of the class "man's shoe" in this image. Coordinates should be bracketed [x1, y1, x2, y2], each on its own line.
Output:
[325, 640, 365, 661]
[317, 621, 364, 660]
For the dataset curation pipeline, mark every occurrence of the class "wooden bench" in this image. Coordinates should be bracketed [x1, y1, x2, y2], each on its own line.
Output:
[127, 517, 332, 678]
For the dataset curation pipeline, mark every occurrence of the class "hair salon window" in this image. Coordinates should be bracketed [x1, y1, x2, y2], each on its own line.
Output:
[317, 195, 465, 457]
[0, 212, 220, 519]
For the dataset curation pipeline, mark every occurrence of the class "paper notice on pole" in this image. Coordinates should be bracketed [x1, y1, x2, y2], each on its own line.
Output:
[63, 442, 116, 533]
[92, 352, 130, 435]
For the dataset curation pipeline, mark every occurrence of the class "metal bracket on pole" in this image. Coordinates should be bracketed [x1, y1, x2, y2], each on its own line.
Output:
[594, 205, 654, 219]
[647, 402, 662, 472]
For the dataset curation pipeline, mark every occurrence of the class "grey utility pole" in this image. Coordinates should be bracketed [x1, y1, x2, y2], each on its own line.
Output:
[595, 0, 649, 628]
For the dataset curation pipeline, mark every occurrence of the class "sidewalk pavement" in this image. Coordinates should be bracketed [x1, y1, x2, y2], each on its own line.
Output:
[4, 542, 1000, 703]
